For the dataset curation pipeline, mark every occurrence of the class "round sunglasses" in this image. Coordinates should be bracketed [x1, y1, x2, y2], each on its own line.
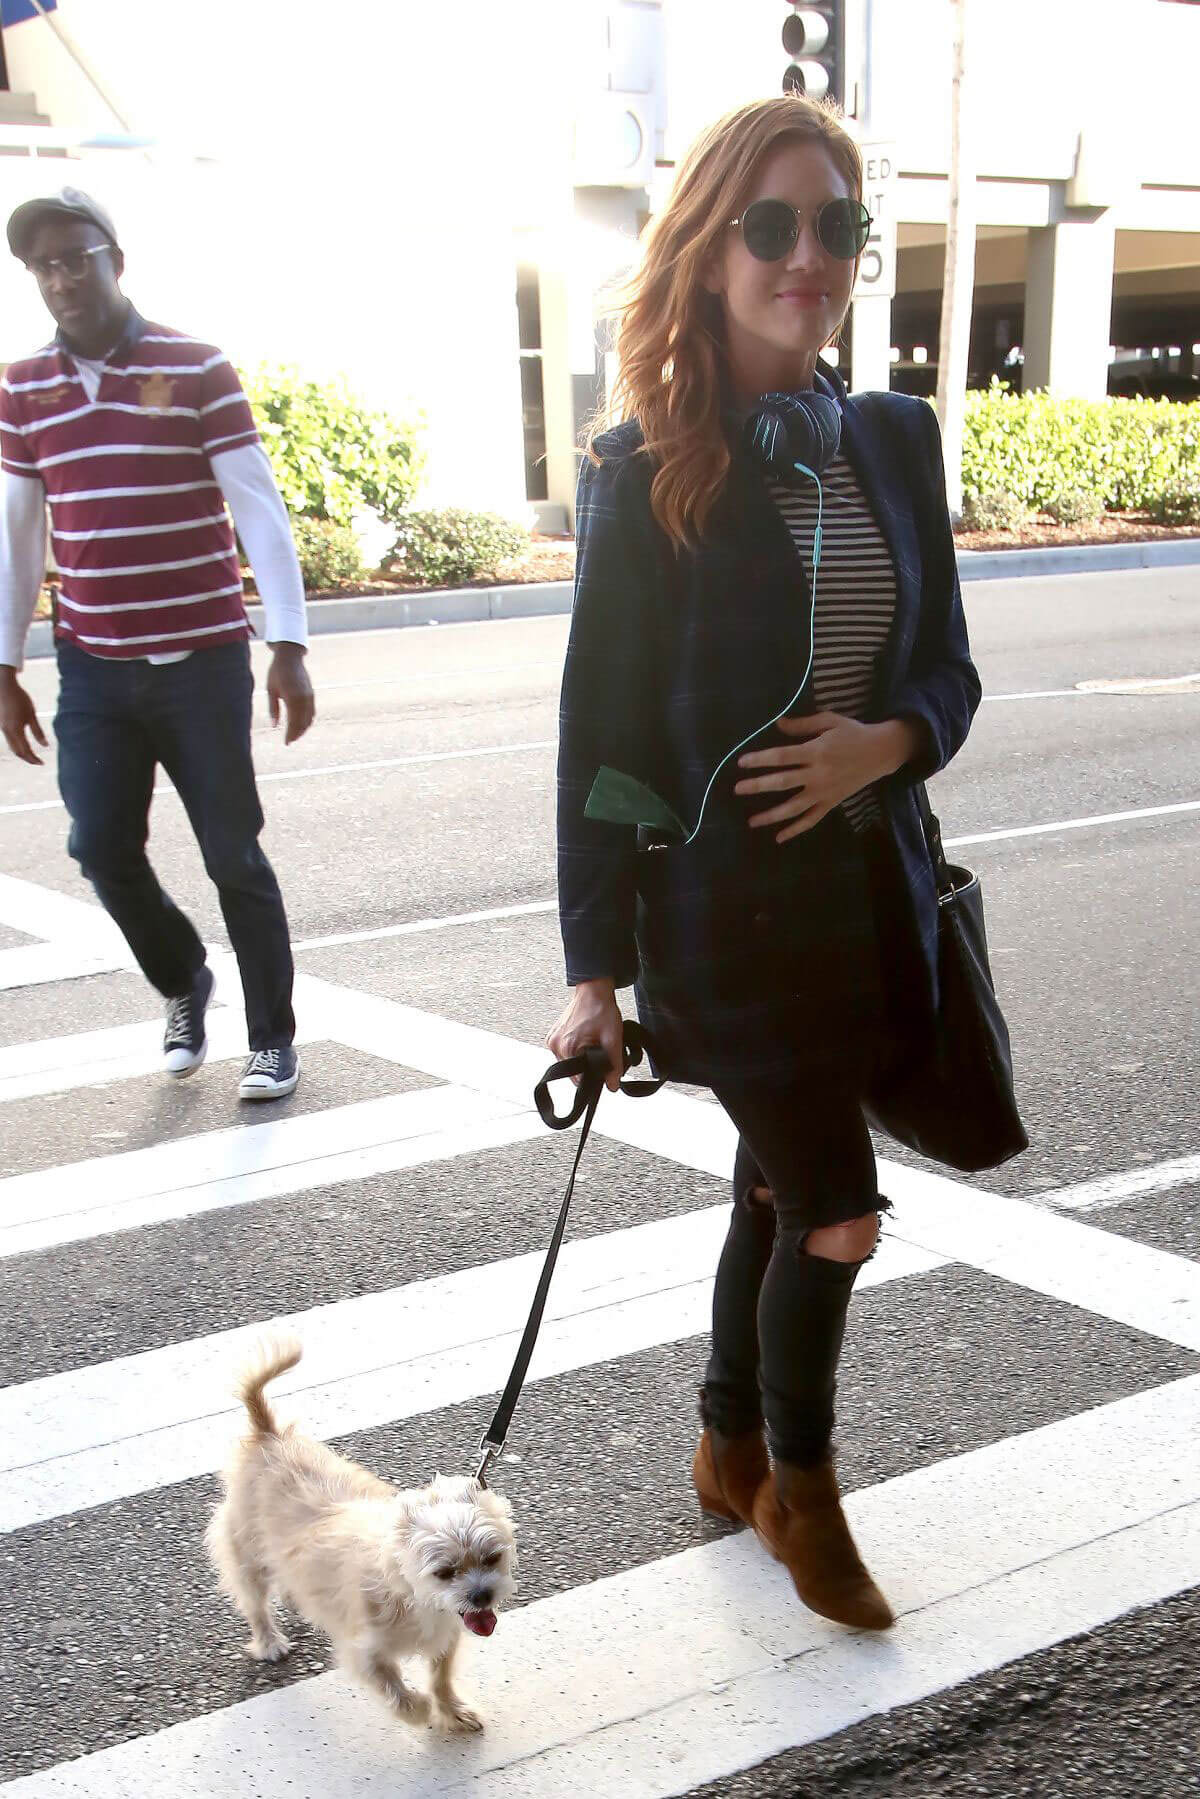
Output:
[24, 244, 114, 284]
[728, 197, 872, 263]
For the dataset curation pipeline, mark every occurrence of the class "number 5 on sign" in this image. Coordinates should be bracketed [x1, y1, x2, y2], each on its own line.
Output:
[857, 141, 898, 302]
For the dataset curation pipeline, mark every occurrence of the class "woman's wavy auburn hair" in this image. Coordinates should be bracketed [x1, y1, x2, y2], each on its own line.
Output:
[589, 94, 863, 550]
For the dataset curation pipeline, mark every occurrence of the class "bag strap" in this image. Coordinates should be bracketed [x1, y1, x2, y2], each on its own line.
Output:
[914, 780, 955, 900]
[474, 1021, 662, 1484]
[856, 392, 958, 906]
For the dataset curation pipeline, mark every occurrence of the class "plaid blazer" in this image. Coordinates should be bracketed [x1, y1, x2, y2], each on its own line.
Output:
[556, 370, 982, 1085]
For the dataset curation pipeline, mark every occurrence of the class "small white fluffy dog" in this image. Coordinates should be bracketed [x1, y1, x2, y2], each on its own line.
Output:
[206, 1337, 517, 1733]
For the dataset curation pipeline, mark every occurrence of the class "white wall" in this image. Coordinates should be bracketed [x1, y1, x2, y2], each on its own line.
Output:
[0, 0, 585, 517]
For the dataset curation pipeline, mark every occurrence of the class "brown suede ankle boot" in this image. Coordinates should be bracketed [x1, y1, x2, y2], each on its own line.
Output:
[751, 1457, 893, 1630]
[692, 1426, 769, 1526]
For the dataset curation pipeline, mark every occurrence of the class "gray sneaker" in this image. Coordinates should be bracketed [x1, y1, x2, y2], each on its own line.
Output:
[163, 966, 216, 1077]
[238, 1045, 300, 1101]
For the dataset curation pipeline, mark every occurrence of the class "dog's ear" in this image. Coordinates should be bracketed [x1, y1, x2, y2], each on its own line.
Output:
[427, 1473, 482, 1505]
[479, 1486, 515, 1526]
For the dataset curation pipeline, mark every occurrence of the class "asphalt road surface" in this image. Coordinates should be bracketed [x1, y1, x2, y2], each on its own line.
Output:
[0, 563, 1197, 1798]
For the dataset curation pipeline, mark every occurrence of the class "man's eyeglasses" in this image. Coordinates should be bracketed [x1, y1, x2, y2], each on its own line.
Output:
[728, 197, 872, 264]
[24, 244, 113, 284]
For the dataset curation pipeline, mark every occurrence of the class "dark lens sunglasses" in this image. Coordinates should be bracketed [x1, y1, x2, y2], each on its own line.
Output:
[24, 244, 113, 284]
[729, 197, 872, 263]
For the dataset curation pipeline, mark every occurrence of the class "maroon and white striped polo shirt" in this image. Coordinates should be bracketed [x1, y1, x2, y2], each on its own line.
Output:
[0, 312, 258, 659]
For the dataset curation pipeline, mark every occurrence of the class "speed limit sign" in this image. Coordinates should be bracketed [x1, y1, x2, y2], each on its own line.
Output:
[857, 141, 898, 301]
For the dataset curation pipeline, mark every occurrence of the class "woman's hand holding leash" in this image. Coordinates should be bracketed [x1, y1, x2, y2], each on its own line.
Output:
[547, 979, 625, 1091]
[736, 713, 924, 842]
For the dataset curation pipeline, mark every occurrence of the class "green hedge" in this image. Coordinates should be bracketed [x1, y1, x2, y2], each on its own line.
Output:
[289, 517, 367, 590]
[960, 384, 1200, 513]
[383, 508, 530, 588]
[241, 366, 423, 530]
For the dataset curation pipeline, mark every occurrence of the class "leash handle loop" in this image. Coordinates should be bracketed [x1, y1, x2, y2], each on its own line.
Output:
[533, 1021, 662, 1129]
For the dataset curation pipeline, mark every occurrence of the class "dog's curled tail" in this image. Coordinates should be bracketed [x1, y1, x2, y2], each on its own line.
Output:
[234, 1334, 303, 1437]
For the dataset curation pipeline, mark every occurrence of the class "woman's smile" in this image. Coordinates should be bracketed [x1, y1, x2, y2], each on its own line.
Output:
[775, 285, 830, 306]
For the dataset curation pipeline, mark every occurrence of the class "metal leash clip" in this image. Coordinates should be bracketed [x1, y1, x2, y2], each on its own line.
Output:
[474, 1435, 503, 1489]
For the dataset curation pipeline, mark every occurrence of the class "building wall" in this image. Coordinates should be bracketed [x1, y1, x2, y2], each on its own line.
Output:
[0, 0, 587, 518]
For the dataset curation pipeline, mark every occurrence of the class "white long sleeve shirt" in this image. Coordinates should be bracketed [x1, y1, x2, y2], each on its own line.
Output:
[0, 348, 307, 670]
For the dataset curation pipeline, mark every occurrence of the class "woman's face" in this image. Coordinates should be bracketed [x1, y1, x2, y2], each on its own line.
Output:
[704, 137, 858, 400]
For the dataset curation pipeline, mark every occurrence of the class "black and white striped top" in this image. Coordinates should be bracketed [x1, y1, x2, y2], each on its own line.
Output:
[768, 453, 896, 831]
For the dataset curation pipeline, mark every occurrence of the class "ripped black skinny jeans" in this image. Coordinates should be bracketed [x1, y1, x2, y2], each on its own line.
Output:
[701, 1081, 890, 1468]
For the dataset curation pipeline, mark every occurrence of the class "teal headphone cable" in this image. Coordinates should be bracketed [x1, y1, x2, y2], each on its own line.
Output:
[679, 456, 823, 846]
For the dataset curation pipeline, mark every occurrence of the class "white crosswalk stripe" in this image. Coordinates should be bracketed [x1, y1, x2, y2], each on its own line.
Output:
[1, 875, 1198, 1797]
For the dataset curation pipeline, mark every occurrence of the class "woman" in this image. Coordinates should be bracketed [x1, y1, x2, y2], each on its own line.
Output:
[547, 95, 980, 1631]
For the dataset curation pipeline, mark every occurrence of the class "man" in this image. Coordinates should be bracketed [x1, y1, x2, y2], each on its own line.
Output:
[0, 188, 313, 1099]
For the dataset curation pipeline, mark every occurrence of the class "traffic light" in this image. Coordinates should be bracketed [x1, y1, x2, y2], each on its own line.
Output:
[782, 4, 845, 108]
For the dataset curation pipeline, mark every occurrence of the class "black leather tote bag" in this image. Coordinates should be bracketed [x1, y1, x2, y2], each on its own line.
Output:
[865, 787, 1028, 1172]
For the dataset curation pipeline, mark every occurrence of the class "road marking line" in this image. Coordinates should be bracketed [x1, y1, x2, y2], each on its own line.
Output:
[879, 1160, 1200, 1354]
[311, 659, 561, 692]
[0, 797, 61, 815]
[0, 1086, 528, 1258]
[982, 675, 1200, 701]
[252, 739, 556, 785]
[0, 872, 118, 945]
[291, 898, 557, 952]
[981, 686, 1098, 701]
[0, 1222, 941, 1533]
[1039, 1150, 1200, 1213]
[945, 798, 1200, 847]
[0, 1004, 344, 1104]
[1077, 670, 1200, 693]
[0, 940, 136, 989]
[0, 739, 558, 817]
[6, 1376, 1197, 1798]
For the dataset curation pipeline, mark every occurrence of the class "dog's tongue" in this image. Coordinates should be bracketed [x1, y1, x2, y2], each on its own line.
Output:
[462, 1608, 497, 1638]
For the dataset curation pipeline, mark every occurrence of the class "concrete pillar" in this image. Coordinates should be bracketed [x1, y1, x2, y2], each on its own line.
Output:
[540, 187, 643, 529]
[851, 292, 894, 395]
[538, 266, 594, 530]
[1023, 212, 1116, 399]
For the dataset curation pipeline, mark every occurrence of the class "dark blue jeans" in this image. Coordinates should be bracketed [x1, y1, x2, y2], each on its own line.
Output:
[54, 640, 295, 1050]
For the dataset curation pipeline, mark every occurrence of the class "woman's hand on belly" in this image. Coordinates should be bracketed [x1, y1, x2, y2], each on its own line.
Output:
[734, 712, 924, 843]
[547, 978, 626, 1091]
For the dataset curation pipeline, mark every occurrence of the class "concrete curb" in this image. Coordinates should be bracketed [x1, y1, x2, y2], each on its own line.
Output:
[23, 580, 575, 661]
[955, 537, 1200, 581]
[21, 537, 1200, 660]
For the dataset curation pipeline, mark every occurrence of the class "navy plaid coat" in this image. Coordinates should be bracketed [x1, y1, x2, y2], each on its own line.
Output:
[556, 371, 982, 1086]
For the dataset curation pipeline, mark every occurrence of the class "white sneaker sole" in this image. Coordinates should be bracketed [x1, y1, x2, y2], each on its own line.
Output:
[163, 969, 215, 1079]
[238, 1071, 300, 1102]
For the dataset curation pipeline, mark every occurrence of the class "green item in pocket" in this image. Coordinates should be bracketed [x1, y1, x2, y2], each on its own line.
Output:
[585, 766, 687, 840]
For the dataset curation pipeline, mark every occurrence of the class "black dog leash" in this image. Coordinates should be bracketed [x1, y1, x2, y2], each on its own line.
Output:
[474, 1021, 663, 1485]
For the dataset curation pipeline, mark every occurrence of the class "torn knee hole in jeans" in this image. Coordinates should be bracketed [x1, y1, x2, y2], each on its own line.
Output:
[734, 1177, 775, 1212]
[798, 1197, 894, 1263]
[857, 1196, 894, 1263]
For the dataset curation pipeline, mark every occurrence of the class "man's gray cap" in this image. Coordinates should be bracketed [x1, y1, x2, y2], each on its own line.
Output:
[6, 187, 119, 261]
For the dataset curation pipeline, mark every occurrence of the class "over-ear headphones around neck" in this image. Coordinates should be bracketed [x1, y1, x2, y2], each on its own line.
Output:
[742, 388, 842, 482]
